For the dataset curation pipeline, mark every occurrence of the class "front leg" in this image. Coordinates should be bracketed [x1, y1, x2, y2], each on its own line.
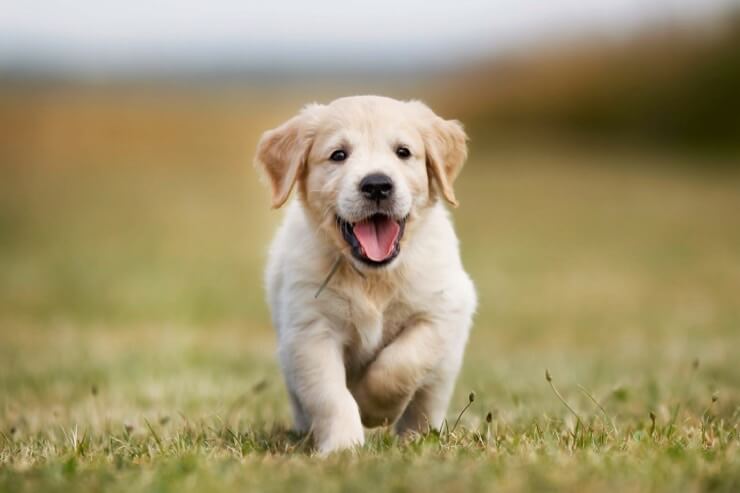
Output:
[279, 323, 364, 455]
[351, 319, 446, 427]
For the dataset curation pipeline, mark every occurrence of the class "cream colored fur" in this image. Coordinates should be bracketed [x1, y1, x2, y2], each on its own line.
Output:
[255, 96, 476, 455]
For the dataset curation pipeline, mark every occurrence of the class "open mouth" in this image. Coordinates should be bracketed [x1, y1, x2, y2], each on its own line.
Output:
[338, 213, 406, 267]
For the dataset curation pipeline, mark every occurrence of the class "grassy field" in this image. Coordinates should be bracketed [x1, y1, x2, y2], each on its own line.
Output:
[1, 102, 739, 492]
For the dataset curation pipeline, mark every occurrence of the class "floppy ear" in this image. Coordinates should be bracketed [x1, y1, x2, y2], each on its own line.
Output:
[254, 107, 318, 208]
[422, 113, 468, 207]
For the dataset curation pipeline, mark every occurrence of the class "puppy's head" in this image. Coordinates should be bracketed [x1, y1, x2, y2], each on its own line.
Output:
[255, 96, 467, 270]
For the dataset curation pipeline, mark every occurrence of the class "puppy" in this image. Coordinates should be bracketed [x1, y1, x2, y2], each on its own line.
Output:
[255, 96, 476, 454]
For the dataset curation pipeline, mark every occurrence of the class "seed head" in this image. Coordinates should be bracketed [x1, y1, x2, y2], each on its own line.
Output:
[545, 369, 552, 382]
[468, 392, 476, 403]
[486, 412, 493, 423]
[711, 392, 719, 403]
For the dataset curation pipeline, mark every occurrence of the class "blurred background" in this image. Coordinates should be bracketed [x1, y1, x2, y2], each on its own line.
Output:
[1, 0, 739, 435]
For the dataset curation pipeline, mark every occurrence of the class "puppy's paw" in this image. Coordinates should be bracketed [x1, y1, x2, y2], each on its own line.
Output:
[351, 371, 410, 428]
[314, 396, 365, 455]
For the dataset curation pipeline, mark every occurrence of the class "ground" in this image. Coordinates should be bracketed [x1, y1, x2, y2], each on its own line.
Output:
[1, 145, 739, 492]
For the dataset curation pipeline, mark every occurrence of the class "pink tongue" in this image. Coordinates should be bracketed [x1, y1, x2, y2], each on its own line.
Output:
[353, 216, 401, 261]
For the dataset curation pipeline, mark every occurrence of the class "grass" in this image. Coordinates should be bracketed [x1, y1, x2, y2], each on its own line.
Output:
[1, 107, 739, 491]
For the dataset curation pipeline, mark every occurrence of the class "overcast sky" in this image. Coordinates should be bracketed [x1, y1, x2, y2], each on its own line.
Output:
[0, 0, 736, 72]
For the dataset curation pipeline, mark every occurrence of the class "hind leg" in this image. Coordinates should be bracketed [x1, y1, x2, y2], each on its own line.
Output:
[395, 362, 460, 435]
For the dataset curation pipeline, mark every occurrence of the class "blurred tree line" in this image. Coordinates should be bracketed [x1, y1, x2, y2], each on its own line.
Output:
[452, 11, 740, 155]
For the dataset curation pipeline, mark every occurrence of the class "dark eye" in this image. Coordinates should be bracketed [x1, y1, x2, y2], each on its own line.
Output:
[329, 149, 348, 162]
[396, 146, 411, 159]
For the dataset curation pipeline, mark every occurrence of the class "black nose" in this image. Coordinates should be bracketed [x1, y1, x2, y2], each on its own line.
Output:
[359, 173, 394, 201]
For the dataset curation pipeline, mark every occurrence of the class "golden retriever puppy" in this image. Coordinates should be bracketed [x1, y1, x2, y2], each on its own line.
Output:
[255, 95, 476, 455]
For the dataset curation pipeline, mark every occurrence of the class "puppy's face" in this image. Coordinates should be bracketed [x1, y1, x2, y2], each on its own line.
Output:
[256, 96, 467, 270]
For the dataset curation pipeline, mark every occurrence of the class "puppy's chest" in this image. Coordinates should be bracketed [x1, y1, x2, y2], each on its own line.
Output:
[342, 294, 413, 373]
